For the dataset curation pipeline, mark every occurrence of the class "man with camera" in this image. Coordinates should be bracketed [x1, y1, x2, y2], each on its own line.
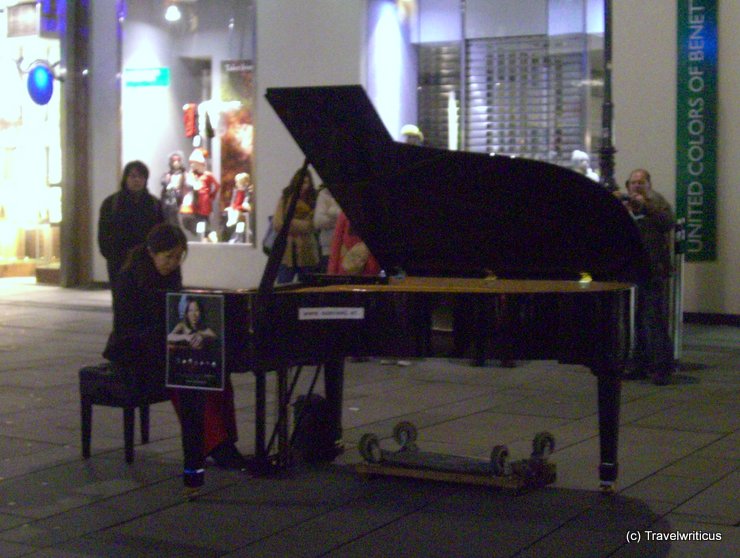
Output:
[621, 169, 676, 385]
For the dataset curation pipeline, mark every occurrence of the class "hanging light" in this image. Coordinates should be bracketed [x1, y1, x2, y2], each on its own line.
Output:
[27, 62, 54, 105]
[165, 3, 182, 22]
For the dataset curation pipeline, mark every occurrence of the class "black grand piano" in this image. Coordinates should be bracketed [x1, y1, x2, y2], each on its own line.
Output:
[177, 85, 648, 492]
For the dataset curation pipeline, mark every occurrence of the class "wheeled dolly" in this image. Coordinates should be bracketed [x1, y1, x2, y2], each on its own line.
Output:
[355, 421, 556, 492]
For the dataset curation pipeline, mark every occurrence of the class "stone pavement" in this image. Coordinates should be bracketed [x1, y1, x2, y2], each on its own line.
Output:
[0, 277, 737, 557]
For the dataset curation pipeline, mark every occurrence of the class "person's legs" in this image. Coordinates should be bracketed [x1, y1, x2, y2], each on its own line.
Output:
[176, 389, 206, 487]
[451, 296, 474, 358]
[202, 378, 238, 454]
[625, 284, 650, 379]
[171, 377, 246, 469]
[643, 279, 675, 385]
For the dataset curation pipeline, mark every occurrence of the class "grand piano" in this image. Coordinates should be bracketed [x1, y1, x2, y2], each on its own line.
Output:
[177, 85, 648, 492]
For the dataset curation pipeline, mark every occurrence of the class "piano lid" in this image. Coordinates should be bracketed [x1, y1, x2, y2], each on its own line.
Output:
[266, 85, 649, 283]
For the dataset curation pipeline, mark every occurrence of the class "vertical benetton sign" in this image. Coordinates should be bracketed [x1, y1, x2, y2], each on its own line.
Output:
[676, 0, 717, 261]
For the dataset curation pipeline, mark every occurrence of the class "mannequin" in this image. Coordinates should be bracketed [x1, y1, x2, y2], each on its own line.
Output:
[224, 172, 253, 243]
[571, 149, 599, 182]
[160, 151, 186, 227]
[185, 148, 220, 240]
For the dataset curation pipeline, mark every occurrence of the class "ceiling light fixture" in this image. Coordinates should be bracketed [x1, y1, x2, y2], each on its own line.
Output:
[165, 4, 182, 22]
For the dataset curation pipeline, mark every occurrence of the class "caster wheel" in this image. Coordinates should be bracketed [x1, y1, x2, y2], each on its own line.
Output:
[600, 482, 616, 495]
[490, 445, 509, 476]
[392, 421, 418, 448]
[358, 433, 383, 464]
[532, 431, 555, 458]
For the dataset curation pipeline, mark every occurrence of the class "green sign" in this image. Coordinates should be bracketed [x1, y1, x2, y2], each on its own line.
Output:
[676, 0, 717, 261]
[124, 67, 171, 87]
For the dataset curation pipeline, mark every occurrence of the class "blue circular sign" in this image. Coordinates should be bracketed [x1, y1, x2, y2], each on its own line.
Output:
[27, 63, 54, 105]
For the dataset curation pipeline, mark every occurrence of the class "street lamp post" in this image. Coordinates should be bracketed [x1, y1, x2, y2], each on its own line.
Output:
[598, 0, 617, 192]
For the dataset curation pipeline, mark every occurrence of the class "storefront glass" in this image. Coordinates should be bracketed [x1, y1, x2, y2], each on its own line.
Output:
[121, 0, 256, 245]
[367, 0, 604, 175]
[0, 0, 64, 279]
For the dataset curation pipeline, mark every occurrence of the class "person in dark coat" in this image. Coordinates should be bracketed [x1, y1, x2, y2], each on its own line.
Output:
[103, 223, 248, 474]
[98, 160, 165, 287]
[621, 169, 676, 385]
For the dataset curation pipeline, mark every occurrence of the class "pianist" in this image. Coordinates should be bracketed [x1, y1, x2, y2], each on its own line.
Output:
[105, 223, 250, 471]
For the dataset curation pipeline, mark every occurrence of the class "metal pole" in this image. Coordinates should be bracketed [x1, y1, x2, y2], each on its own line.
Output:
[458, 0, 467, 151]
[672, 219, 686, 362]
[598, 0, 617, 192]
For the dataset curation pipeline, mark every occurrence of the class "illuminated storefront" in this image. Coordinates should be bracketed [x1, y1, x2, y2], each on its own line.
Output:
[120, 0, 256, 246]
[1, 1, 599, 285]
[0, 0, 65, 281]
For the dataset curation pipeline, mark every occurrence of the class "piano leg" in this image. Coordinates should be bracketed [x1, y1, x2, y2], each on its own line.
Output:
[596, 372, 621, 493]
[277, 367, 290, 467]
[252, 370, 269, 471]
[324, 359, 344, 446]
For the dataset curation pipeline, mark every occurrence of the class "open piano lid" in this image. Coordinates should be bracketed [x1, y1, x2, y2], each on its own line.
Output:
[266, 85, 649, 283]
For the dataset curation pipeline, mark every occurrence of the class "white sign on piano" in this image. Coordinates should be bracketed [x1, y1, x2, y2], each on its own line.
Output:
[298, 307, 365, 320]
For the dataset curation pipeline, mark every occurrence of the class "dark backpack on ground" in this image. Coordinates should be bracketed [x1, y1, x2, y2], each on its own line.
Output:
[291, 394, 336, 463]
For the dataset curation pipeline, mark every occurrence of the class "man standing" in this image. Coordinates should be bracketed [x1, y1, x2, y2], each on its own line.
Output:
[623, 169, 676, 385]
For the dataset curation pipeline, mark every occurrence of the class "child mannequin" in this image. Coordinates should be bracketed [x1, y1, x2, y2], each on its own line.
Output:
[160, 151, 186, 226]
[224, 172, 253, 242]
[186, 149, 219, 240]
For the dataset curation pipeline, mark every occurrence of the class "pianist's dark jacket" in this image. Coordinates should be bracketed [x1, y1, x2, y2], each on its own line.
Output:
[103, 244, 181, 396]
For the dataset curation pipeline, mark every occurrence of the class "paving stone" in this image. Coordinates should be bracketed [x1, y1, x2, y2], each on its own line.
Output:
[0, 283, 737, 557]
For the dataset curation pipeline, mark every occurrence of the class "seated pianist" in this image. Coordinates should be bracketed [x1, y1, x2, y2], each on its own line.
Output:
[104, 223, 250, 477]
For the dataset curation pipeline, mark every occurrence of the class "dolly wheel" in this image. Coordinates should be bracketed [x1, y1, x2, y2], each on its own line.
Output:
[392, 421, 418, 448]
[532, 432, 555, 458]
[490, 445, 509, 476]
[359, 433, 383, 464]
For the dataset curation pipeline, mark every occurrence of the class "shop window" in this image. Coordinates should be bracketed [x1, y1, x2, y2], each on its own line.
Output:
[418, 33, 594, 168]
[0, 0, 64, 279]
[370, 0, 603, 174]
[121, 0, 255, 245]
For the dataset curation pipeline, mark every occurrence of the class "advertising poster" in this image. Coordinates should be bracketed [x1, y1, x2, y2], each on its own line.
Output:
[166, 293, 225, 390]
[675, 0, 717, 261]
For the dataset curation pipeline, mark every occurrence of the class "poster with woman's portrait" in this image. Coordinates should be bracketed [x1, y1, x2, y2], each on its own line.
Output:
[166, 293, 225, 390]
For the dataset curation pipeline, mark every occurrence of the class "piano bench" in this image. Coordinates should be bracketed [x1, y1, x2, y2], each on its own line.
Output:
[79, 362, 170, 463]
